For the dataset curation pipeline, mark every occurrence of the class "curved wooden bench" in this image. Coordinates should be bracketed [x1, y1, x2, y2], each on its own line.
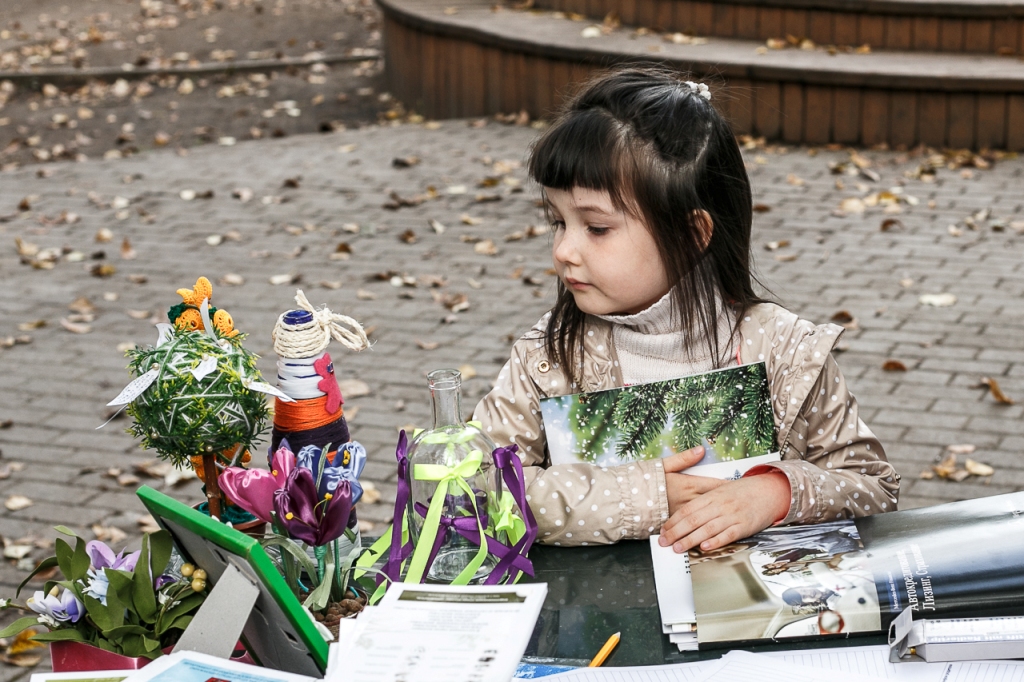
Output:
[379, 0, 1024, 149]
[538, 0, 1024, 54]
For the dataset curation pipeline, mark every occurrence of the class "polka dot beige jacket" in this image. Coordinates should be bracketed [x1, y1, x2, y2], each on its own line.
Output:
[472, 302, 901, 546]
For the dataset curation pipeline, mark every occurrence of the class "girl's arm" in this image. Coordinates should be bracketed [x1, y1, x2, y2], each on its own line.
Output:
[763, 352, 900, 524]
[472, 343, 668, 545]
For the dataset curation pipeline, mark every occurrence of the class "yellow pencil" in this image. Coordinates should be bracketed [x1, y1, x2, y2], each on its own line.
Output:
[588, 631, 620, 667]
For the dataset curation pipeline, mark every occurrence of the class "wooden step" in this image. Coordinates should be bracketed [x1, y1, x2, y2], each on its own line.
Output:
[380, 0, 1024, 149]
[537, 0, 1024, 55]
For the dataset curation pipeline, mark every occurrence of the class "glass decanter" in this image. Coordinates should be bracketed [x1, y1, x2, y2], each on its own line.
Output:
[406, 368, 504, 583]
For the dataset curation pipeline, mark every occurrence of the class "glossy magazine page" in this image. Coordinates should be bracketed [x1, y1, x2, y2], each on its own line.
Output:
[540, 362, 777, 474]
[689, 492, 1024, 647]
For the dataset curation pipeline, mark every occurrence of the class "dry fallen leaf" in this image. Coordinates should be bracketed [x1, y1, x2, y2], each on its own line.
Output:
[428, 219, 446, 235]
[339, 379, 371, 398]
[356, 288, 376, 300]
[474, 239, 498, 256]
[392, 156, 421, 168]
[4, 495, 33, 511]
[459, 364, 478, 379]
[979, 376, 1015, 404]
[92, 524, 127, 544]
[882, 359, 908, 372]
[330, 242, 352, 261]
[838, 197, 866, 214]
[752, 204, 771, 213]
[775, 253, 798, 262]
[416, 340, 440, 350]
[95, 227, 114, 242]
[221, 273, 245, 286]
[399, 229, 418, 244]
[880, 218, 903, 231]
[442, 293, 470, 313]
[60, 318, 92, 334]
[126, 309, 151, 320]
[68, 297, 96, 314]
[964, 458, 995, 477]
[764, 240, 790, 251]
[919, 293, 957, 307]
[117, 473, 141, 486]
[138, 514, 161, 534]
[90, 263, 116, 278]
[830, 310, 858, 330]
[460, 213, 483, 226]
[120, 237, 136, 260]
[918, 470, 934, 480]
[2, 629, 44, 667]
[269, 273, 299, 285]
[17, 320, 46, 331]
[947, 444, 976, 455]
[786, 174, 804, 186]
[361, 480, 382, 504]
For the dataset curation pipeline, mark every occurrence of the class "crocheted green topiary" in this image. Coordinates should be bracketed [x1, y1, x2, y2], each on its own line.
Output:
[124, 329, 269, 469]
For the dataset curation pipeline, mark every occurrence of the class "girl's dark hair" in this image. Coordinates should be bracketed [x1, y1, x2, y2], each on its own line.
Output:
[528, 65, 770, 386]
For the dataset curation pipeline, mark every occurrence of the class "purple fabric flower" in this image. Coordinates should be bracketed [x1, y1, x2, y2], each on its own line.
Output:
[27, 588, 83, 624]
[86, 540, 140, 572]
[154, 574, 176, 590]
[221, 440, 298, 523]
[273, 466, 352, 546]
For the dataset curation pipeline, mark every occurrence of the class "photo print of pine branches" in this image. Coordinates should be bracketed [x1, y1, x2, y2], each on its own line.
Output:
[541, 363, 776, 467]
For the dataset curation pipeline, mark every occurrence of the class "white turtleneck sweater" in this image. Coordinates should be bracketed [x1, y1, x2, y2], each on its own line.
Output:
[596, 290, 739, 385]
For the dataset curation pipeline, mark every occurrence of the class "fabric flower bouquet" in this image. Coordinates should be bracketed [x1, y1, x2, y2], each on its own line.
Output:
[0, 527, 206, 659]
[220, 439, 373, 621]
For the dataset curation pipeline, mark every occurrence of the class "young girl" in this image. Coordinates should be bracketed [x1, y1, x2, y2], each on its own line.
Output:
[472, 66, 900, 553]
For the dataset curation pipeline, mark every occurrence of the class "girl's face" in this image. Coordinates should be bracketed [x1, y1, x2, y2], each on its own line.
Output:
[547, 186, 670, 316]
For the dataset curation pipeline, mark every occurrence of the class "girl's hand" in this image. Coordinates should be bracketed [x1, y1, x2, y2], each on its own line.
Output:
[658, 472, 791, 554]
[663, 446, 726, 513]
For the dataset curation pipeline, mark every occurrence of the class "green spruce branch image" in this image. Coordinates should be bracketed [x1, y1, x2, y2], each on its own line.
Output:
[543, 363, 776, 466]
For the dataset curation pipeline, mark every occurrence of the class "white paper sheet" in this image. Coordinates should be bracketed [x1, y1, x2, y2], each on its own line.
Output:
[764, 644, 942, 682]
[121, 651, 315, 682]
[542, 660, 717, 682]
[650, 535, 695, 627]
[944, 660, 1024, 682]
[693, 650, 887, 682]
[331, 583, 547, 682]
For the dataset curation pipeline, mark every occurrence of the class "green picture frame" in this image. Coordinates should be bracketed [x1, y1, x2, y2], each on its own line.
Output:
[135, 486, 328, 676]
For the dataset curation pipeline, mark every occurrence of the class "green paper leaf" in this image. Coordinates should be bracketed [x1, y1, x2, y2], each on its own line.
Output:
[132, 535, 158, 623]
[30, 628, 88, 643]
[104, 569, 136, 608]
[17, 557, 59, 598]
[160, 613, 193, 635]
[54, 538, 74, 582]
[0, 616, 42, 638]
[83, 594, 118, 632]
[54, 526, 79, 538]
[148, 530, 172, 577]
[70, 535, 90, 582]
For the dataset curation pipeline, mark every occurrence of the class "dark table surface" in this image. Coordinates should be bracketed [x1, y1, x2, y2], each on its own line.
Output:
[521, 541, 885, 667]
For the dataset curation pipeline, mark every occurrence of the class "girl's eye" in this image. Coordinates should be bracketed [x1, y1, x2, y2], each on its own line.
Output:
[587, 226, 610, 236]
[550, 219, 566, 231]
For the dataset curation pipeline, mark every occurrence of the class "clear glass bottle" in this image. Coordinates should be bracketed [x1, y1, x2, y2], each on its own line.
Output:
[406, 368, 503, 583]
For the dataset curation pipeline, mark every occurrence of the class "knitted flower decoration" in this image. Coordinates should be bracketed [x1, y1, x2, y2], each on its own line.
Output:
[168, 276, 239, 337]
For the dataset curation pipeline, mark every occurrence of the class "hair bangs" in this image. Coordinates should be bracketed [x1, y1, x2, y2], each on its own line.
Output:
[528, 109, 636, 211]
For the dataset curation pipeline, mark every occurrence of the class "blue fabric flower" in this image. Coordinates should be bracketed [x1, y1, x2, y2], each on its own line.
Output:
[295, 441, 367, 504]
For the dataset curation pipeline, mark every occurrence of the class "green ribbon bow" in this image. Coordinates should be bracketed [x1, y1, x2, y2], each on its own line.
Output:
[493, 491, 526, 546]
[405, 450, 490, 585]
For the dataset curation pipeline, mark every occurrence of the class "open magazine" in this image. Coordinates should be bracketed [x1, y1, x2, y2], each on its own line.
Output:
[688, 492, 1024, 647]
[540, 362, 779, 478]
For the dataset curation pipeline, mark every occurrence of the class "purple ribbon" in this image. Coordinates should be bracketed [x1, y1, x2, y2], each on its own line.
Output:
[485, 445, 538, 585]
[380, 431, 414, 584]
[385, 435, 539, 585]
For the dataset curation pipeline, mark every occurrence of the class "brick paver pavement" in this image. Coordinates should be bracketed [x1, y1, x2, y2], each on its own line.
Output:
[0, 121, 1022, 677]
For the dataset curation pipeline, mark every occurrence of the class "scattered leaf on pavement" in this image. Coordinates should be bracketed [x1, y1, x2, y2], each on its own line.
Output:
[979, 377, 1015, 404]
[416, 340, 440, 350]
[882, 359, 908, 371]
[964, 458, 995, 477]
[919, 293, 957, 307]
[4, 495, 33, 511]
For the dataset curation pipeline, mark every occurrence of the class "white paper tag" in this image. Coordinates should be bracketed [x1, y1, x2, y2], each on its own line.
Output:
[107, 368, 159, 406]
[190, 356, 218, 382]
[244, 380, 295, 402]
[155, 323, 175, 347]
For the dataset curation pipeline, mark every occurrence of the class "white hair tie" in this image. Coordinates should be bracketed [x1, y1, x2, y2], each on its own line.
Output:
[685, 81, 711, 101]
